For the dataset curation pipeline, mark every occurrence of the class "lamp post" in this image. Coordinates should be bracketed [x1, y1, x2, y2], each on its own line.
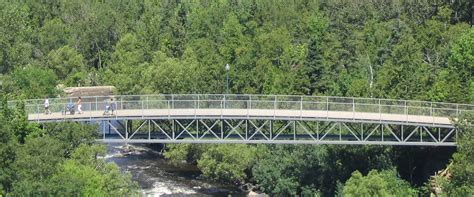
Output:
[225, 63, 230, 94]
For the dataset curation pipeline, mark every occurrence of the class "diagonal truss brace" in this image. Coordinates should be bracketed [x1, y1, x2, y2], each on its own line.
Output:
[100, 119, 459, 146]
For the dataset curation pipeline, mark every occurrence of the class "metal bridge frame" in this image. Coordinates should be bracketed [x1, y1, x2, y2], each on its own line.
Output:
[98, 118, 459, 146]
[16, 94, 471, 146]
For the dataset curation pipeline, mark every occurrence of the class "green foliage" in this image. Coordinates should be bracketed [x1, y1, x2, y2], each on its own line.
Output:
[104, 33, 149, 94]
[47, 46, 87, 86]
[43, 122, 97, 157]
[0, 0, 471, 100]
[0, 96, 137, 195]
[49, 144, 138, 196]
[164, 144, 201, 165]
[38, 18, 70, 53]
[0, 98, 16, 194]
[164, 144, 191, 165]
[0, 2, 33, 73]
[252, 145, 393, 195]
[448, 29, 474, 103]
[11, 137, 65, 195]
[197, 144, 257, 183]
[252, 145, 316, 195]
[305, 13, 328, 94]
[49, 160, 109, 195]
[342, 169, 417, 196]
[440, 113, 474, 195]
[4, 66, 58, 98]
[165, 144, 257, 183]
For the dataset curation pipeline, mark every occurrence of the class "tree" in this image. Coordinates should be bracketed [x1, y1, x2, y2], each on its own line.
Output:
[0, 98, 16, 194]
[448, 29, 474, 103]
[0, 3, 33, 73]
[164, 144, 210, 165]
[305, 13, 329, 94]
[38, 18, 70, 54]
[103, 33, 149, 94]
[5, 66, 58, 98]
[342, 169, 417, 196]
[197, 144, 257, 183]
[373, 22, 429, 100]
[252, 144, 394, 195]
[252, 145, 306, 195]
[49, 144, 138, 196]
[439, 113, 474, 195]
[145, 50, 208, 94]
[44, 122, 97, 157]
[11, 137, 65, 195]
[47, 46, 87, 86]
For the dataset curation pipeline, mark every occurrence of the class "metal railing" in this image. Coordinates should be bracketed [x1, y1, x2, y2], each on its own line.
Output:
[10, 94, 474, 123]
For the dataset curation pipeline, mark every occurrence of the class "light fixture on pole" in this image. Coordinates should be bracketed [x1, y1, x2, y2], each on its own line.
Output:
[225, 63, 230, 94]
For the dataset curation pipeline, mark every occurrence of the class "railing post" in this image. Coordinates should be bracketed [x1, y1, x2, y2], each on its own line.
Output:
[326, 97, 329, 111]
[352, 98, 355, 120]
[62, 103, 66, 116]
[404, 100, 407, 123]
[456, 104, 459, 117]
[167, 99, 171, 118]
[95, 97, 98, 111]
[430, 102, 433, 116]
[120, 97, 123, 110]
[274, 95, 277, 118]
[326, 96, 329, 120]
[300, 96, 303, 111]
[37, 103, 40, 120]
[146, 95, 149, 110]
[379, 99, 381, 123]
[220, 95, 224, 119]
[249, 96, 252, 110]
[247, 95, 251, 118]
[353, 98, 355, 111]
[274, 95, 277, 110]
[300, 96, 303, 119]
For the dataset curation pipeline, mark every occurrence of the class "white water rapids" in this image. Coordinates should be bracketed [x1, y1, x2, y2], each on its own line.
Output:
[104, 144, 246, 196]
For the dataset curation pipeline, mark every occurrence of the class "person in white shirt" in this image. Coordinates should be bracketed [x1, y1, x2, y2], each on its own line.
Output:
[76, 97, 83, 114]
[44, 97, 51, 115]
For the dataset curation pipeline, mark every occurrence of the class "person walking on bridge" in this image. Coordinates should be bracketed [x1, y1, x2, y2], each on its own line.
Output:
[44, 97, 51, 115]
[76, 97, 83, 114]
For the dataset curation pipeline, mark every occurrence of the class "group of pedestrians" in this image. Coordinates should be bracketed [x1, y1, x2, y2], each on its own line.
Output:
[44, 97, 115, 115]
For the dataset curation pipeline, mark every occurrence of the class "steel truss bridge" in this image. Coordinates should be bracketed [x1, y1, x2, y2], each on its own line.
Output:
[20, 94, 474, 146]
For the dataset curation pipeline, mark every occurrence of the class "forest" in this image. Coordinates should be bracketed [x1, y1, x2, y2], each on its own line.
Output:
[0, 0, 473, 196]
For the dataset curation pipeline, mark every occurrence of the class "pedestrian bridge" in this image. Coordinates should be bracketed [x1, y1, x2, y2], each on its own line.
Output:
[19, 94, 473, 146]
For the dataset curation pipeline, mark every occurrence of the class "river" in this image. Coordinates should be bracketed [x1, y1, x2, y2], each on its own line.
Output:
[105, 143, 247, 196]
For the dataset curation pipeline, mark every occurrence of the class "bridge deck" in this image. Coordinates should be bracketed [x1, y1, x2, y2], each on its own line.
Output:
[29, 108, 452, 126]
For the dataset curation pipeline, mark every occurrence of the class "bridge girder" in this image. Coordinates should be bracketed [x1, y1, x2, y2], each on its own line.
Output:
[96, 118, 458, 146]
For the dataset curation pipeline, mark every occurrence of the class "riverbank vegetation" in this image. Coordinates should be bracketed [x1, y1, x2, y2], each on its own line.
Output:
[0, 99, 139, 195]
[0, 0, 473, 195]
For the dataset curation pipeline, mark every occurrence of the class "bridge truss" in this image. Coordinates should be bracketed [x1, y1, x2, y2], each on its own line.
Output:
[98, 118, 458, 146]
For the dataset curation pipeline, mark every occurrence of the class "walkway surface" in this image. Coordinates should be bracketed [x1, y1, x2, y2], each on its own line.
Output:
[22, 94, 470, 127]
[29, 108, 452, 126]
